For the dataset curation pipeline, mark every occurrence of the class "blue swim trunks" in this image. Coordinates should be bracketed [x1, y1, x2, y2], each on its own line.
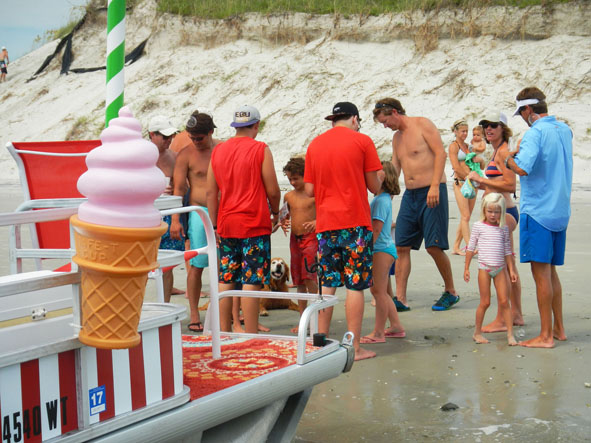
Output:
[520, 214, 566, 265]
[218, 235, 270, 285]
[188, 209, 209, 268]
[160, 215, 185, 251]
[395, 183, 449, 250]
[317, 226, 373, 291]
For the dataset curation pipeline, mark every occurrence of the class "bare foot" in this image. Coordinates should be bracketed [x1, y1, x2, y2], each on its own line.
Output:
[513, 316, 525, 326]
[452, 249, 466, 256]
[384, 328, 406, 338]
[258, 323, 270, 333]
[354, 347, 377, 361]
[171, 287, 185, 295]
[507, 336, 518, 346]
[519, 336, 555, 348]
[473, 334, 490, 344]
[290, 325, 303, 333]
[482, 320, 507, 333]
[553, 329, 567, 341]
[360, 333, 385, 344]
[232, 323, 245, 333]
[370, 298, 376, 307]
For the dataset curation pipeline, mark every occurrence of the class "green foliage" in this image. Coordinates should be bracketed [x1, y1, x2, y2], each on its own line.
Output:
[157, 0, 574, 18]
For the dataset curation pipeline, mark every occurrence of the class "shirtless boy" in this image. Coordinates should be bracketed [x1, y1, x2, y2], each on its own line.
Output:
[281, 157, 318, 332]
[373, 98, 458, 311]
[170, 111, 222, 333]
[148, 115, 181, 302]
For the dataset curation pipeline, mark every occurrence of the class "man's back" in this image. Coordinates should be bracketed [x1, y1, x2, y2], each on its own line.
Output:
[212, 136, 270, 237]
[305, 126, 381, 232]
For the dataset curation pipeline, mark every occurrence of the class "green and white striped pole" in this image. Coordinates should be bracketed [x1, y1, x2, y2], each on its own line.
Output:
[105, 0, 125, 127]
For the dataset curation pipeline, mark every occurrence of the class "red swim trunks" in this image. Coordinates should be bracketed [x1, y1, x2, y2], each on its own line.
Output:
[289, 233, 318, 285]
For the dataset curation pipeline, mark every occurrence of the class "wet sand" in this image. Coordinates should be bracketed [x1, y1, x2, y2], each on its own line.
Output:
[1, 183, 590, 441]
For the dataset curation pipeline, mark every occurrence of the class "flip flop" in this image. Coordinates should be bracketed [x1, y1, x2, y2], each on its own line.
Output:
[385, 331, 406, 338]
[187, 322, 203, 333]
[360, 336, 386, 344]
[393, 297, 411, 312]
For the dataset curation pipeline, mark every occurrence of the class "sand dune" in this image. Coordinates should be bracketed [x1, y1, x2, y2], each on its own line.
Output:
[1, 0, 589, 186]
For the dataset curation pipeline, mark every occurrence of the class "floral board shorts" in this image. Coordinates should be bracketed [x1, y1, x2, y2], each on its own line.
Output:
[218, 234, 270, 285]
[316, 226, 373, 291]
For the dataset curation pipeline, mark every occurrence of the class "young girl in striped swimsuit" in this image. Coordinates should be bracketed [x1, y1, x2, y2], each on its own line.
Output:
[464, 193, 518, 346]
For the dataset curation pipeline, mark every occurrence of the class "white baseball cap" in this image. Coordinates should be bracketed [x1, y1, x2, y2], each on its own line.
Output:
[148, 116, 177, 136]
[230, 105, 261, 128]
[479, 111, 508, 127]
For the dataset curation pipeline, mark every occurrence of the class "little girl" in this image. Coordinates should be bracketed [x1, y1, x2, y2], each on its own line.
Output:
[470, 125, 487, 154]
[464, 193, 517, 346]
[361, 162, 405, 344]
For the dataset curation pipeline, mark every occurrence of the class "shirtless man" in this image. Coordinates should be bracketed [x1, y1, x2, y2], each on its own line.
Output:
[170, 111, 222, 333]
[148, 115, 181, 302]
[373, 98, 458, 311]
[1, 47, 9, 82]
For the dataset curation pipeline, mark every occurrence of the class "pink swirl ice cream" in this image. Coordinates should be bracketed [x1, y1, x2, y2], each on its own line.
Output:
[77, 106, 166, 228]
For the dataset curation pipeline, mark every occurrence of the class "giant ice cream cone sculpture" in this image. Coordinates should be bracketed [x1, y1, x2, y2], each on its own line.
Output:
[73, 106, 166, 349]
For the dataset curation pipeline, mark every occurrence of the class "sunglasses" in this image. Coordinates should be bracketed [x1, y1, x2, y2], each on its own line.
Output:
[482, 122, 500, 129]
[190, 135, 206, 142]
[157, 132, 173, 140]
[374, 103, 393, 110]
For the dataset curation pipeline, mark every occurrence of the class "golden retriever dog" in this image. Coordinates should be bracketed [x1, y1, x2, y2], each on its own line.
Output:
[199, 258, 299, 316]
[259, 257, 299, 316]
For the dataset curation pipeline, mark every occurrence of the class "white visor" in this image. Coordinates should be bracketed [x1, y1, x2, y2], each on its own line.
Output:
[513, 98, 539, 116]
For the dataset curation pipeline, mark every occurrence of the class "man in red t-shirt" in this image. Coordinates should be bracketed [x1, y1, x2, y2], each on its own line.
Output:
[206, 105, 281, 333]
[304, 102, 383, 361]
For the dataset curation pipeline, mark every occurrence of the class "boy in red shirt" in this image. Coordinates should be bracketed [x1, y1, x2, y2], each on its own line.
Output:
[304, 102, 383, 361]
[206, 105, 281, 333]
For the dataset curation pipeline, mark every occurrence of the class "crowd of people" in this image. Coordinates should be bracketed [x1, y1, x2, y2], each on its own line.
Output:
[149, 85, 573, 360]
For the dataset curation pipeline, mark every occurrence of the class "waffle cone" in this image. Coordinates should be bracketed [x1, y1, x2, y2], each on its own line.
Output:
[71, 215, 166, 349]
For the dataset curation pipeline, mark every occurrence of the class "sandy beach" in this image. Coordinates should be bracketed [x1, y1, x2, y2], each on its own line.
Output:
[1, 1, 590, 440]
[1, 183, 590, 442]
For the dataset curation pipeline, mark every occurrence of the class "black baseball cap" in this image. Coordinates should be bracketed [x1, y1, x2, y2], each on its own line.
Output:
[325, 102, 361, 121]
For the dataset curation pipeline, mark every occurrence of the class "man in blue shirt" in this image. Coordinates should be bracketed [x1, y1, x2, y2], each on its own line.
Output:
[501, 87, 573, 348]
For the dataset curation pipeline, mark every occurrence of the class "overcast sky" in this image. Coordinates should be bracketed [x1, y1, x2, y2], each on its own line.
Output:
[0, 0, 90, 60]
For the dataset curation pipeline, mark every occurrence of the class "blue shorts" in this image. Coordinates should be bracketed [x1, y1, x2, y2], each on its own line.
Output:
[520, 214, 566, 265]
[188, 209, 209, 268]
[218, 235, 270, 285]
[395, 184, 449, 250]
[507, 206, 519, 224]
[317, 227, 373, 291]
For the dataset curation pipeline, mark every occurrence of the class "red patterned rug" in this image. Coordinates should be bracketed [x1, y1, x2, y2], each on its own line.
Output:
[182, 335, 319, 400]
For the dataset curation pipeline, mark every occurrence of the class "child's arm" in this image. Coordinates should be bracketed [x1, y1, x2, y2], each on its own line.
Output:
[280, 196, 291, 235]
[302, 220, 316, 233]
[472, 141, 486, 154]
[506, 254, 518, 283]
[464, 250, 474, 282]
[371, 218, 384, 245]
[504, 227, 518, 282]
[464, 223, 479, 282]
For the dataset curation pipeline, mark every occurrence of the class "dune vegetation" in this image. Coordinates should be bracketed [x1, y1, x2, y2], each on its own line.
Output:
[157, 0, 573, 19]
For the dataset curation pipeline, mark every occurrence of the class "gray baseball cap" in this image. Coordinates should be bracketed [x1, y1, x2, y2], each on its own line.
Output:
[231, 105, 261, 128]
